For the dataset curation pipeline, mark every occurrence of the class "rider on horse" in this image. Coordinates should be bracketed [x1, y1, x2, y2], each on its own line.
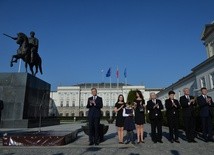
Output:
[8, 31, 39, 63]
[4, 32, 43, 76]
[28, 31, 39, 63]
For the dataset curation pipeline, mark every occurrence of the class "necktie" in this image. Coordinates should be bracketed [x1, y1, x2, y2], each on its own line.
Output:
[186, 96, 190, 101]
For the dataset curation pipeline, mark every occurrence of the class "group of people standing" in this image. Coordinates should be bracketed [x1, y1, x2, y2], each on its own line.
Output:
[86, 87, 214, 146]
[114, 87, 214, 144]
[114, 90, 145, 144]
[114, 90, 166, 144]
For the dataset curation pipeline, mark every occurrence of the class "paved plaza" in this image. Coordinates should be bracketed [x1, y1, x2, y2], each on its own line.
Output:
[0, 121, 214, 155]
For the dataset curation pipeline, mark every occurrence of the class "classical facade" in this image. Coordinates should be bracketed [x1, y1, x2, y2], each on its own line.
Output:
[157, 22, 214, 103]
[49, 83, 161, 117]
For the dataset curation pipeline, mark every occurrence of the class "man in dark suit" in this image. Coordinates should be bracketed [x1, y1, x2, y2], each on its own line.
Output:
[147, 92, 164, 143]
[197, 87, 214, 142]
[86, 88, 103, 145]
[165, 91, 180, 143]
[180, 88, 197, 143]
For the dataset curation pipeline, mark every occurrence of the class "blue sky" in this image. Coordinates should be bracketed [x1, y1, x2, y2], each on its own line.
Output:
[0, 0, 213, 90]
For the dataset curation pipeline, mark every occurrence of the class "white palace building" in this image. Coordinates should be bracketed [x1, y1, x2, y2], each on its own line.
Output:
[49, 22, 214, 117]
[157, 22, 214, 102]
[49, 83, 161, 117]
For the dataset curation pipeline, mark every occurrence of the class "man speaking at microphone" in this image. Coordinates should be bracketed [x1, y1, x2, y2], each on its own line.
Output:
[86, 88, 103, 146]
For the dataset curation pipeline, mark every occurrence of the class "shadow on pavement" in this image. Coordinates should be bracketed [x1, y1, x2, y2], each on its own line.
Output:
[104, 132, 117, 140]
[171, 150, 180, 155]
[80, 147, 102, 155]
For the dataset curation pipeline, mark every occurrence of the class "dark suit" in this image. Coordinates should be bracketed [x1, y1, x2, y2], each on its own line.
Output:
[180, 95, 196, 141]
[165, 99, 180, 140]
[197, 95, 214, 140]
[147, 99, 163, 142]
[86, 96, 103, 144]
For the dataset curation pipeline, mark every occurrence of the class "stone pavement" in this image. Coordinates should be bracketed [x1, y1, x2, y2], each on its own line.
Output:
[0, 121, 214, 155]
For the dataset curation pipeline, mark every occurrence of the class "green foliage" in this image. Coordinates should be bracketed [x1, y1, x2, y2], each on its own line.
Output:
[126, 89, 137, 105]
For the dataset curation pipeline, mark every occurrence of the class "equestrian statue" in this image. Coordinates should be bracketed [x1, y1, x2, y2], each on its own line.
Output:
[3, 32, 42, 76]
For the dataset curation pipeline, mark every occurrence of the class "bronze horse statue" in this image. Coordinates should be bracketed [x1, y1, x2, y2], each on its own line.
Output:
[9, 33, 43, 76]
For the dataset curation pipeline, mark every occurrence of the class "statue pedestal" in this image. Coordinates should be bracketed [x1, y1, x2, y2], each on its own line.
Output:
[0, 72, 56, 128]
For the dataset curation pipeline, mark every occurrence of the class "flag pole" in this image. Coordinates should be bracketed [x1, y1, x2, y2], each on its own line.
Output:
[110, 74, 112, 89]
[110, 68, 112, 119]
[124, 67, 127, 100]
[116, 66, 119, 89]
[101, 69, 104, 83]
[117, 78, 119, 89]
[106, 67, 112, 119]
[109, 72, 112, 119]
[18, 59, 22, 72]
[124, 68, 127, 86]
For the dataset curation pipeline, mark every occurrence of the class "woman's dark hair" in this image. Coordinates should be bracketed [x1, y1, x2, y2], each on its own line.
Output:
[136, 90, 144, 100]
[168, 90, 175, 95]
[117, 94, 125, 103]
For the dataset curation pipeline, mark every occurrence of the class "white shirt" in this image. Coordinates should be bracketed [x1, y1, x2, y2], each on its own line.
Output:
[203, 95, 207, 99]
[93, 96, 97, 100]
[122, 107, 134, 117]
[152, 99, 156, 103]
[185, 95, 189, 99]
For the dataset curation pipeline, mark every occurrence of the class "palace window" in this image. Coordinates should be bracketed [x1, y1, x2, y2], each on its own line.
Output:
[178, 91, 181, 98]
[106, 100, 109, 107]
[66, 113, 69, 117]
[200, 77, 206, 88]
[72, 101, 75, 107]
[60, 101, 63, 107]
[80, 100, 84, 107]
[66, 101, 69, 107]
[209, 72, 214, 89]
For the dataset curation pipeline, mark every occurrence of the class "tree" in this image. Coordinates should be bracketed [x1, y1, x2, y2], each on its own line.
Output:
[126, 89, 136, 105]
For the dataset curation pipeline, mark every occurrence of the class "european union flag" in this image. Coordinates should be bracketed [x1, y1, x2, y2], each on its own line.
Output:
[106, 68, 111, 77]
[124, 68, 127, 78]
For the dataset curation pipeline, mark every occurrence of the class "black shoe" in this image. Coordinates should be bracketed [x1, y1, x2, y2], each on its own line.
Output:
[191, 139, 197, 143]
[95, 143, 99, 146]
[137, 141, 140, 144]
[158, 140, 163, 143]
[174, 140, 180, 143]
[188, 139, 197, 143]
[170, 140, 174, 143]
[208, 138, 214, 142]
[203, 136, 208, 142]
[119, 142, 124, 144]
[125, 141, 130, 144]
[153, 141, 157, 143]
[89, 142, 94, 146]
[141, 141, 145, 143]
